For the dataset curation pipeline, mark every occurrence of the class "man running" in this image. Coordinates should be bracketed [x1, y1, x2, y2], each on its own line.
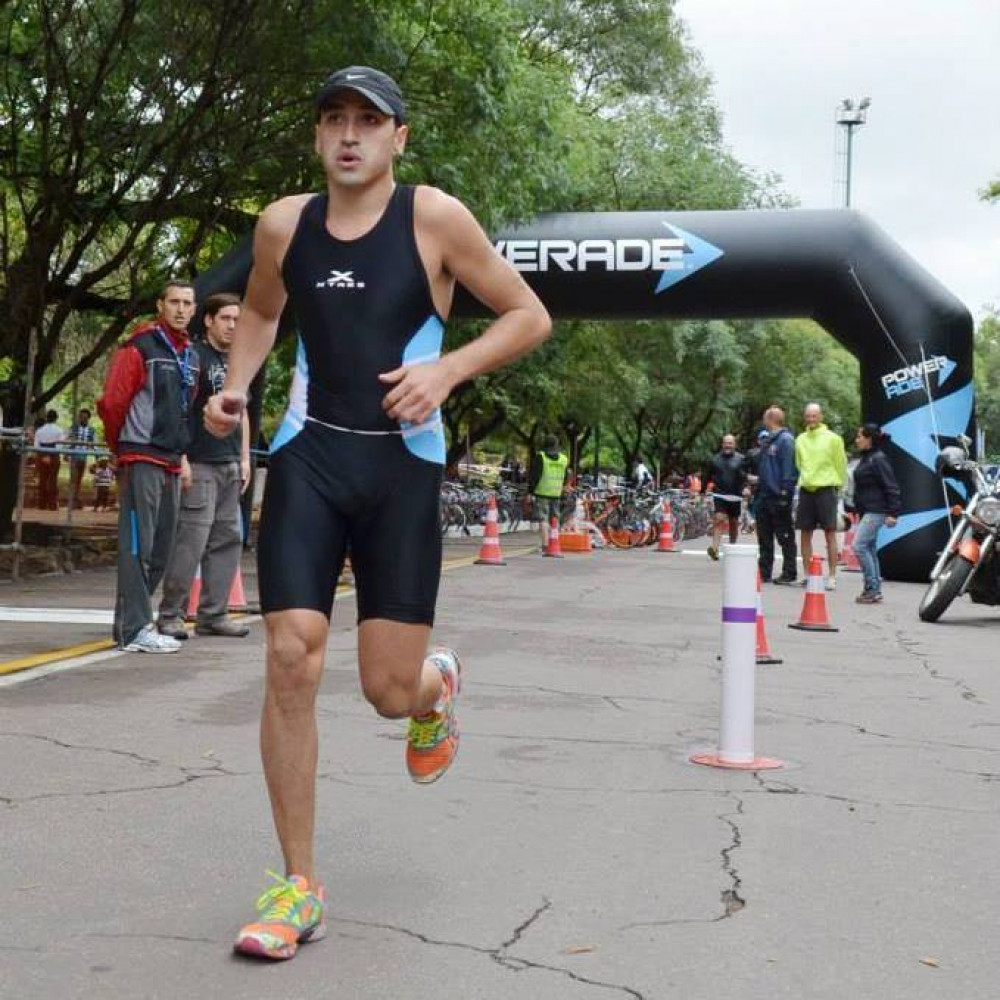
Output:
[701, 433, 747, 560]
[204, 66, 551, 960]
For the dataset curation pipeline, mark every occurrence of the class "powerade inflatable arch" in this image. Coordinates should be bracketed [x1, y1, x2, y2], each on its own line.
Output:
[194, 209, 973, 583]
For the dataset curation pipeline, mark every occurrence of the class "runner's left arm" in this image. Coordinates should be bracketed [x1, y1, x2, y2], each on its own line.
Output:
[380, 191, 551, 426]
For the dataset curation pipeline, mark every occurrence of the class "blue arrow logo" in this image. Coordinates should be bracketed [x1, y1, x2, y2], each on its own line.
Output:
[655, 223, 724, 294]
[937, 356, 957, 388]
[881, 381, 974, 475]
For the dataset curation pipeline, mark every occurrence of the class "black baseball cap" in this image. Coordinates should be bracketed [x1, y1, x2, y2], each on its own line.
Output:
[315, 66, 407, 123]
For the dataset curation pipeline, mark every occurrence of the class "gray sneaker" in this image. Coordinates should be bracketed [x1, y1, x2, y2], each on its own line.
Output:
[194, 618, 250, 638]
[156, 617, 188, 641]
[124, 625, 182, 653]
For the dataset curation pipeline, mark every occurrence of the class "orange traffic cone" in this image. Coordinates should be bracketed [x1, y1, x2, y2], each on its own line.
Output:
[755, 569, 783, 663]
[657, 501, 677, 553]
[543, 516, 564, 558]
[475, 494, 507, 565]
[186, 564, 202, 620]
[838, 514, 863, 573]
[227, 564, 248, 611]
[788, 556, 839, 632]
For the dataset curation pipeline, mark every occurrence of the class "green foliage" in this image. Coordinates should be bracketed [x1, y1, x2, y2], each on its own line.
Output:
[974, 309, 1000, 458]
[0, 0, 864, 481]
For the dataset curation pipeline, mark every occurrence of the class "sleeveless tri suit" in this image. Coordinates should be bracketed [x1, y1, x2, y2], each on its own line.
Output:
[258, 185, 446, 623]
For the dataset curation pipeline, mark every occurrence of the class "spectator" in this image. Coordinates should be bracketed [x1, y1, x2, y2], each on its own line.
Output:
[157, 293, 251, 640]
[98, 280, 201, 653]
[757, 406, 799, 584]
[794, 402, 848, 591]
[849, 423, 901, 604]
[34, 408, 66, 510]
[91, 457, 115, 510]
[68, 407, 96, 507]
[529, 434, 569, 548]
[701, 433, 747, 561]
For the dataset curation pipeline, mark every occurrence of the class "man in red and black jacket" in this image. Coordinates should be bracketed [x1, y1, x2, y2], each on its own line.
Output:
[98, 281, 200, 652]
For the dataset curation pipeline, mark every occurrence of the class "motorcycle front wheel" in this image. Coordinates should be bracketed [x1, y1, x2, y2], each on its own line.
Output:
[918, 551, 975, 623]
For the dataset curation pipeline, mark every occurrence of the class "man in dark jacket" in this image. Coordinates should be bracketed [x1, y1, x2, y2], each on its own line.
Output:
[756, 406, 799, 583]
[98, 281, 200, 652]
[701, 433, 747, 560]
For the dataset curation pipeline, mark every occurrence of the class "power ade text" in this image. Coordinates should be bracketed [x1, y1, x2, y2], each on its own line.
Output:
[495, 238, 686, 273]
[881, 356, 952, 399]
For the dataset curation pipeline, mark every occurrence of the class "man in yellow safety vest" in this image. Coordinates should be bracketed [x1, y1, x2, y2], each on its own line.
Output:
[529, 434, 569, 548]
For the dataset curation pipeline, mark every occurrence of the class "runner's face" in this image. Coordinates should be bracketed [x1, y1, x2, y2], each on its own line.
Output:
[157, 287, 196, 330]
[205, 305, 240, 351]
[804, 405, 822, 428]
[315, 93, 407, 188]
[721, 435, 736, 453]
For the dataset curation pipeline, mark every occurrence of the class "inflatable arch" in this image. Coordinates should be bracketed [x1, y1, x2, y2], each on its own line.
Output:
[195, 209, 974, 582]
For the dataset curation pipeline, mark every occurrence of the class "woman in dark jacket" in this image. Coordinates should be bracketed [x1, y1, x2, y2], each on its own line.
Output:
[851, 423, 901, 603]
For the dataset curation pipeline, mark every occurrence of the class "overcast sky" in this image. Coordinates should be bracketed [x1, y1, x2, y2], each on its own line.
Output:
[674, 0, 1000, 321]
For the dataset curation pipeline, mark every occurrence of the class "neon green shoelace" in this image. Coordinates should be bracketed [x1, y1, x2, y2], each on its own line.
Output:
[255, 870, 308, 923]
[409, 713, 446, 749]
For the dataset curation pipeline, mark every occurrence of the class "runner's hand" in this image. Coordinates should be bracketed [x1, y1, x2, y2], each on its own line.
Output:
[886, 516, 897, 528]
[180, 456, 192, 491]
[204, 390, 246, 439]
[240, 456, 252, 495]
[379, 361, 455, 425]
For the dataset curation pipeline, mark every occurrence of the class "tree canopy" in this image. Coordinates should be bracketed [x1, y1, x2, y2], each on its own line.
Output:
[0, 0, 862, 529]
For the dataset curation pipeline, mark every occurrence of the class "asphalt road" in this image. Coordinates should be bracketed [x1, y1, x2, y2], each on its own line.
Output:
[1, 539, 997, 999]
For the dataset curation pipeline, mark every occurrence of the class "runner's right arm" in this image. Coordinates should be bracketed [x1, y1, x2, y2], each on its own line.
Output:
[205, 198, 304, 439]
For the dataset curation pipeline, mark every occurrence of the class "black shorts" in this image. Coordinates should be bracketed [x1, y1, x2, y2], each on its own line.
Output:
[257, 421, 443, 625]
[795, 486, 839, 531]
[713, 498, 741, 519]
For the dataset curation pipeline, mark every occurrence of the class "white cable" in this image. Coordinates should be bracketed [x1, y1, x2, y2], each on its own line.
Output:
[920, 343, 955, 535]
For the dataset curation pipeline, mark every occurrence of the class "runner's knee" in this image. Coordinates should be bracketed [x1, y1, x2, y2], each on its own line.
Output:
[266, 624, 325, 707]
[361, 673, 419, 719]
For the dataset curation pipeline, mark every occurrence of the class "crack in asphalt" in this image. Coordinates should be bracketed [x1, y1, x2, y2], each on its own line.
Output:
[894, 630, 984, 705]
[718, 794, 746, 918]
[0, 746, 248, 805]
[0, 731, 162, 767]
[332, 900, 646, 999]
[621, 791, 747, 932]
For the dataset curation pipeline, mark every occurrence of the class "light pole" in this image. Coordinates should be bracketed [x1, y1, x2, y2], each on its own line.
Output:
[835, 97, 870, 208]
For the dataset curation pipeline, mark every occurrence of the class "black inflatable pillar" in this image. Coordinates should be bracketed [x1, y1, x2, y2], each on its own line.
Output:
[195, 209, 973, 582]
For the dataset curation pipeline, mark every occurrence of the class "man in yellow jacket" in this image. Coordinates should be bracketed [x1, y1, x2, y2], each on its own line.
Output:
[795, 402, 848, 590]
[530, 434, 569, 548]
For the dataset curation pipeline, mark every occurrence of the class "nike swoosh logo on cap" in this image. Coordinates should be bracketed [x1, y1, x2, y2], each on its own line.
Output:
[345, 73, 366, 80]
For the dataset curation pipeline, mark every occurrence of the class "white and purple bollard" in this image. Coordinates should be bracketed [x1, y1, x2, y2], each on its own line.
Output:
[691, 543, 783, 770]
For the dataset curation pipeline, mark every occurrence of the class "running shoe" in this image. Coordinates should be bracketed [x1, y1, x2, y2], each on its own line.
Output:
[706, 545, 719, 561]
[825, 576, 838, 592]
[234, 871, 326, 960]
[406, 647, 463, 784]
[123, 625, 182, 653]
[855, 590, 883, 604]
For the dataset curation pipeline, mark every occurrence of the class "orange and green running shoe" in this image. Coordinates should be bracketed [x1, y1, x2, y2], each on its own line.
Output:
[406, 646, 463, 784]
[233, 871, 326, 960]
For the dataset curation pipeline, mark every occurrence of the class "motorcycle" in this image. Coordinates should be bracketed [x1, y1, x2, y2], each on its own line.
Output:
[918, 435, 1000, 622]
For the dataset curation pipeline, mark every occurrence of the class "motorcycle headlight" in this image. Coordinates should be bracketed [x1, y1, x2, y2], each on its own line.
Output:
[976, 497, 1000, 526]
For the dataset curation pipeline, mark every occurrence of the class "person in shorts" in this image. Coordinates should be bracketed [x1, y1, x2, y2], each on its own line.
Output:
[701, 433, 747, 560]
[530, 434, 569, 547]
[203, 66, 552, 960]
[794, 402, 848, 590]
